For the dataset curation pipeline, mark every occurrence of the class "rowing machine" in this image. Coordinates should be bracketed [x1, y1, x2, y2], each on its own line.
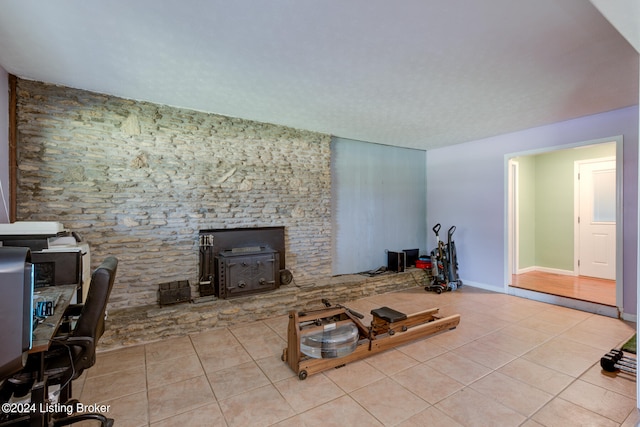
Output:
[282, 300, 461, 380]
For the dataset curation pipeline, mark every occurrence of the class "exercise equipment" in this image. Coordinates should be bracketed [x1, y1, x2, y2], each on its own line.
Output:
[425, 224, 462, 293]
[446, 226, 462, 287]
[282, 300, 461, 380]
[600, 348, 637, 375]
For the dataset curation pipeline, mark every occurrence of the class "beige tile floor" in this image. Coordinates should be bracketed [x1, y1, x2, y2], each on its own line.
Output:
[74, 286, 639, 426]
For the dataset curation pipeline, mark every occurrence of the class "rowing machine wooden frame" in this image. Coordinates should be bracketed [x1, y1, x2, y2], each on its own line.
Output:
[282, 305, 461, 380]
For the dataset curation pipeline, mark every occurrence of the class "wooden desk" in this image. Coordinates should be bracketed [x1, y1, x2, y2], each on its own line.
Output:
[30, 284, 77, 354]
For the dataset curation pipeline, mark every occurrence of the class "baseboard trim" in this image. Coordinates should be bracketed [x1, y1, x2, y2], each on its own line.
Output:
[459, 280, 504, 293]
[621, 312, 637, 322]
[517, 266, 576, 276]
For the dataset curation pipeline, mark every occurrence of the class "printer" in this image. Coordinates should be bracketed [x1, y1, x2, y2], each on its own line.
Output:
[0, 221, 90, 303]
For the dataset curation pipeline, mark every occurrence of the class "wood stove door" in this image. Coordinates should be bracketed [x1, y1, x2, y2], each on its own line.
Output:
[226, 253, 277, 296]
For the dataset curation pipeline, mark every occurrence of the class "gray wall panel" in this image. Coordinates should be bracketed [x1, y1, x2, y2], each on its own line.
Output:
[332, 137, 427, 275]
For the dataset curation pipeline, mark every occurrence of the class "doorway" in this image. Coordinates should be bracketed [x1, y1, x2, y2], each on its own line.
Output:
[506, 138, 622, 312]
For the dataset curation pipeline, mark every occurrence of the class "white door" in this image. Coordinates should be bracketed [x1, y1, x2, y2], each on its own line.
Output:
[577, 159, 616, 279]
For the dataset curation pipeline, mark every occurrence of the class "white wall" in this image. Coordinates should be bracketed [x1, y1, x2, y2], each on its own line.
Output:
[332, 137, 427, 274]
[426, 106, 638, 315]
[0, 66, 9, 223]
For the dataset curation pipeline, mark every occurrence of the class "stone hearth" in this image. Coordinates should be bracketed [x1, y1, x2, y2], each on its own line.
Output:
[100, 269, 427, 351]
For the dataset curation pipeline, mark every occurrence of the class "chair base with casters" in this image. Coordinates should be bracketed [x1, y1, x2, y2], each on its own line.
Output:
[0, 379, 114, 427]
[53, 413, 114, 427]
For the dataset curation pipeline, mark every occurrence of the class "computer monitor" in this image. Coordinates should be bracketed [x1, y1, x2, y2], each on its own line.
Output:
[0, 246, 34, 380]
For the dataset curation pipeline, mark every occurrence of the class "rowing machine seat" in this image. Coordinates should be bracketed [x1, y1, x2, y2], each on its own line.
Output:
[371, 307, 407, 323]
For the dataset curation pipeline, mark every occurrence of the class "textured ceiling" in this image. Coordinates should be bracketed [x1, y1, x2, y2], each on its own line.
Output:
[0, 0, 637, 150]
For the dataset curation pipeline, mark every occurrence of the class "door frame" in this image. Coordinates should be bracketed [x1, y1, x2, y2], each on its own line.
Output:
[508, 159, 519, 277]
[504, 136, 623, 311]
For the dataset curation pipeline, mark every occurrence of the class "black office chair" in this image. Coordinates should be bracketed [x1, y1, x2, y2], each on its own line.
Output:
[8, 256, 118, 427]
[49, 256, 118, 427]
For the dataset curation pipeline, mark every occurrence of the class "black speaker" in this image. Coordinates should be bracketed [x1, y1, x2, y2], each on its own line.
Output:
[387, 251, 405, 273]
[403, 249, 419, 267]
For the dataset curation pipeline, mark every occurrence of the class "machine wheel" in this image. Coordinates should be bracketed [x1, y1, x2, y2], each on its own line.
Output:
[435, 287, 442, 294]
[298, 370, 308, 380]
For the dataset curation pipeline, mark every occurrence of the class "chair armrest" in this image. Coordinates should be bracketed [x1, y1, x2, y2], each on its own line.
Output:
[57, 304, 83, 334]
[50, 336, 96, 355]
[52, 335, 95, 347]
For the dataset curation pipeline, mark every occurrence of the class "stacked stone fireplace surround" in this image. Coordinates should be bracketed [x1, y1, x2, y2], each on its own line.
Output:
[100, 270, 425, 350]
[15, 79, 422, 350]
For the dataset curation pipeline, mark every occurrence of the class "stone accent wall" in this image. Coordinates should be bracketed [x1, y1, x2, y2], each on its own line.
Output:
[16, 79, 332, 309]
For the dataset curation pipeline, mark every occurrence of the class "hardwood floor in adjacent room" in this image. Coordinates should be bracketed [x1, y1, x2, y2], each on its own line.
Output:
[511, 271, 616, 306]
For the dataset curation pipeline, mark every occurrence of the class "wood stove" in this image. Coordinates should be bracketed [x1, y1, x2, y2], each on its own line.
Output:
[216, 247, 279, 298]
[198, 227, 290, 299]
